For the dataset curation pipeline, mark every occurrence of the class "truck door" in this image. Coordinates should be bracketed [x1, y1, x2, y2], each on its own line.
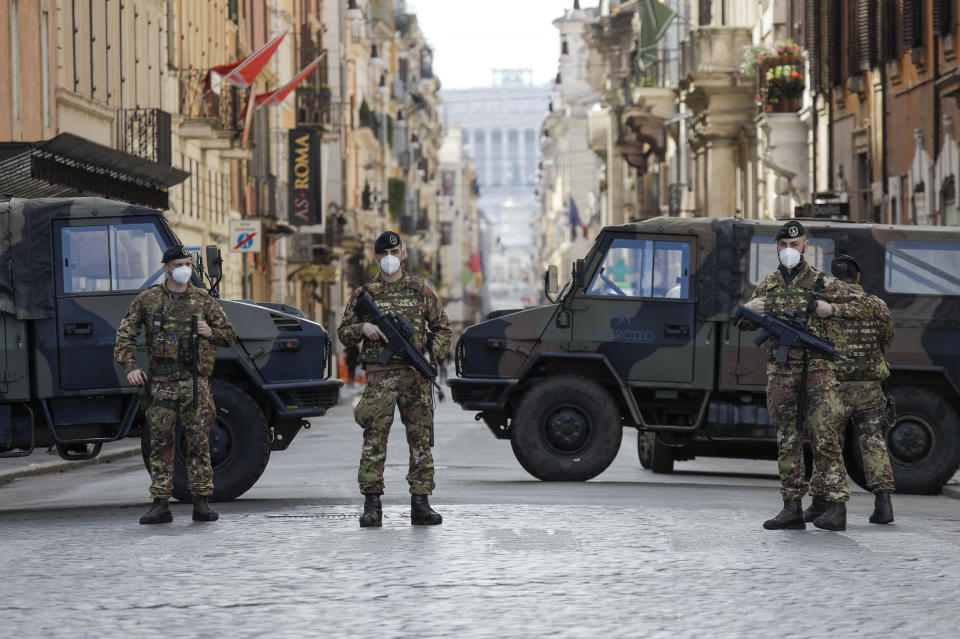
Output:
[571, 235, 697, 384]
[54, 220, 168, 391]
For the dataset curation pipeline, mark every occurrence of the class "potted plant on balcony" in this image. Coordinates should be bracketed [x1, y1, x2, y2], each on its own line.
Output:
[759, 40, 804, 113]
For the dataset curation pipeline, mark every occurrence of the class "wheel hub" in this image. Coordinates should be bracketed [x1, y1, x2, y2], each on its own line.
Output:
[543, 406, 591, 454]
[888, 418, 934, 464]
[176, 417, 236, 469]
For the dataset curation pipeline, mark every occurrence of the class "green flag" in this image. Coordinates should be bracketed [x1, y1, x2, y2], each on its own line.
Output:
[637, 0, 677, 70]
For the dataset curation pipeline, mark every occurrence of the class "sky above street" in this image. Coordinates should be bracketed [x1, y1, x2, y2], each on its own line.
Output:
[408, 0, 577, 89]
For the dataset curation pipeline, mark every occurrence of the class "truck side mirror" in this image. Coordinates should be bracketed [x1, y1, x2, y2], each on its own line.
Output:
[205, 245, 223, 280]
[573, 259, 585, 292]
[545, 265, 559, 300]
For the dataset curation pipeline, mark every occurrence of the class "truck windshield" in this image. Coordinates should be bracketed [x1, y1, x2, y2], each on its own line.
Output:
[62, 223, 167, 293]
[748, 236, 835, 284]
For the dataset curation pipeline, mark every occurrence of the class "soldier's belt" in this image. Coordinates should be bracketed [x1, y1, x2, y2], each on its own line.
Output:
[149, 360, 190, 376]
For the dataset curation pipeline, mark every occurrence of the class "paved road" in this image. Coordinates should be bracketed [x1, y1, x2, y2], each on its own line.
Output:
[2, 387, 960, 638]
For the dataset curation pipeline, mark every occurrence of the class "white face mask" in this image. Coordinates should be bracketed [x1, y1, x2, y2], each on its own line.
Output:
[778, 247, 802, 269]
[380, 254, 401, 276]
[169, 265, 193, 284]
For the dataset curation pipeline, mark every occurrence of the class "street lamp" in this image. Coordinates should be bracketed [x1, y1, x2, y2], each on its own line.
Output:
[560, 39, 572, 64]
[346, 0, 363, 20]
[378, 74, 389, 96]
[370, 44, 382, 67]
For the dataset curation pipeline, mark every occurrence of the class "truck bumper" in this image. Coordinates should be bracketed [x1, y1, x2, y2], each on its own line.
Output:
[263, 380, 343, 418]
[449, 378, 516, 411]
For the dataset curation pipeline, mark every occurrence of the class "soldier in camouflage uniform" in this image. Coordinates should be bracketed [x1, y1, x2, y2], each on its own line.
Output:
[338, 231, 451, 528]
[114, 245, 237, 525]
[739, 221, 866, 531]
[805, 255, 895, 524]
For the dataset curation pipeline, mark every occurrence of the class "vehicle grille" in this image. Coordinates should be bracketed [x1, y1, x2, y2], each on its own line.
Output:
[271, 313, 303, 332]
[278, 387, 339, 410]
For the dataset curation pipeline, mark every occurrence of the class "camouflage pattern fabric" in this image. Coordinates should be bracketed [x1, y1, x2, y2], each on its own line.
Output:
[767, 360, 850, 502]
[742, 259, 863, 503]
[114, 279, 236, 498]
[146, 377, 216, 498]
[354, 368, 435, 495]
[115, 280, 237, 377]
[806, 380, 895, 495]
[834, 283, 894, 382]
[338, 272, 452, 367]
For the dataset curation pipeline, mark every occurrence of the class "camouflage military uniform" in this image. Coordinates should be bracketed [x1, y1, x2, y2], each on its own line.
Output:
[338, 272, 451, 495]
[741, 260, 865, 503]
[114, 281, 237, 499]
[811, 283, 895, 495]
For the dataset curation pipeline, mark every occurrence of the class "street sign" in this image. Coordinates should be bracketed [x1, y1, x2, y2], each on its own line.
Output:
[229, 220, 262, 253]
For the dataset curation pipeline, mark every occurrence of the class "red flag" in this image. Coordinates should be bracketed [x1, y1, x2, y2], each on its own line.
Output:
[468, 251, 483, 274]
[205, 30, 287, 92]
[254, 55, 326, 106]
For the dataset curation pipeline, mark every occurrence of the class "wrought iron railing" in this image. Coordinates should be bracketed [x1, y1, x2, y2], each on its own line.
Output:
[116, 108, 173, 165]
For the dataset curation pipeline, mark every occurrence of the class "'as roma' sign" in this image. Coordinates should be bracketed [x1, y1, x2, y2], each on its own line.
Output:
[288, 128, 320, 226]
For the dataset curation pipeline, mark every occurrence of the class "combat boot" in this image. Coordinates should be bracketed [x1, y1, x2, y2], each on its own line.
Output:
[813, 501, 847, 531]
[359, 494, 382, 528]
[411, 494, 442, 525]
[803, 495, 828, 522]
[192, 496, 219, 522]
[139, 498, 173, 525]
[762, 499, 805, 530]
[869, 492, 894, 524]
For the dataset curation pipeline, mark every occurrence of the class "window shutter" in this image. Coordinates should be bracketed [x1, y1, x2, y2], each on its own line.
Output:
[827, 0, 843, 86]
[902, 0, 915, 50]
[849, 0, 861, 74]
[807, 0, 821, 89]
[933, 0, 952, 36]
[857, 0, 875, 68]
[820, 0, 831, 89]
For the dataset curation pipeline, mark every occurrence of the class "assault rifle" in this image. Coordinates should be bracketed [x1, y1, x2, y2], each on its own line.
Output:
[734, 305, 847, 363]
[356, 292, 441, 392]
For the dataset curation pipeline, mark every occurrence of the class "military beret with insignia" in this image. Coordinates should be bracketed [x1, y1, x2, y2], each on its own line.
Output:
[374, 231, 402, 253]
[775, 220, 805, 241]
[162, 245, 192, 263]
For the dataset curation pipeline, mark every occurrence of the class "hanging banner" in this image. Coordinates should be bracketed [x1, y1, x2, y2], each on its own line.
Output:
[288, 128, 320, 226]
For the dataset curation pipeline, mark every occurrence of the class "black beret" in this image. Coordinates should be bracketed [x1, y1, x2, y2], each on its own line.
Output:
[775, 220, 806, 241]
[831, 254, 861, 274]
[374, 231, 402, 253]
[162, 245, 192, 263]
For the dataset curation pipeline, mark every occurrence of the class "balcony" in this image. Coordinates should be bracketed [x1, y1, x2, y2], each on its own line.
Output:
[116, 108, 173, 166]
[296, 89, 341, 132]
[682, 26, 752, 77]
[178, 77, 243, 149]
[758, 56, 804, 114]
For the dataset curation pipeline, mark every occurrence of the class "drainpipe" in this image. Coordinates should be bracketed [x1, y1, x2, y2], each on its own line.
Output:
[934, 30, 941, 224]
[881, 57, 889, 221]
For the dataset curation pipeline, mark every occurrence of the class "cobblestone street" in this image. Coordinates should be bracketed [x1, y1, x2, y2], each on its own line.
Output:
[2, 392, 960, 638]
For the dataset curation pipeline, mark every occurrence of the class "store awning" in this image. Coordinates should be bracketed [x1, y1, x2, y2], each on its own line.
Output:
[0, 133, 189, 209]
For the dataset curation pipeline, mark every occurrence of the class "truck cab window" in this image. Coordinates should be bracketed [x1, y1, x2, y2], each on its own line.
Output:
[587, 238, 690, 299]
[61, 223, 167, 294]
[62, 226, 110, 293]
[885, 240, 960, 294]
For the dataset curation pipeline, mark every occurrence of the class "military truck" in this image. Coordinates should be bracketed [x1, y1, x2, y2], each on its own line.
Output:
[0, 197, 342, 500]
[450, 216, 960, 494]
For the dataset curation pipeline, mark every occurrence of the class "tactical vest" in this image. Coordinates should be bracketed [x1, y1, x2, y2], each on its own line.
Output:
[143, 284, 215, 377]
[359, 275, 430, 366]
[836, 290, 891, 382]
[760, 263, 837, 363]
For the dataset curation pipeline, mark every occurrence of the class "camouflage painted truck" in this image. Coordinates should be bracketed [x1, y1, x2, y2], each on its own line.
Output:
[0, 197, 342, 500]
[450, 216, 960, 494]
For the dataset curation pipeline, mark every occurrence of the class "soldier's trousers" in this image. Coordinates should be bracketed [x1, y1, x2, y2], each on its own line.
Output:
[145, 376, 216, 499]
[355, 368, 435, 495]
[810, 380, 895, 495]
[766, 361, 850, 503]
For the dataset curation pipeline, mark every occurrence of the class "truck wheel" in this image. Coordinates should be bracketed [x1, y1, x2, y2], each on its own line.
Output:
[637, 431, 674, 473]
[140, 380, 271, 502]
[510, 376, 622, 481]
[843, 386, 960, 495]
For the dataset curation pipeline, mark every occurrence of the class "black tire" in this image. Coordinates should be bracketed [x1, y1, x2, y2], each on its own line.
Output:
[510, 375, 622, 481]
[843, 386, 960, 494]
[140, 379, 271, 502]
[637, 431, 674, 473]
